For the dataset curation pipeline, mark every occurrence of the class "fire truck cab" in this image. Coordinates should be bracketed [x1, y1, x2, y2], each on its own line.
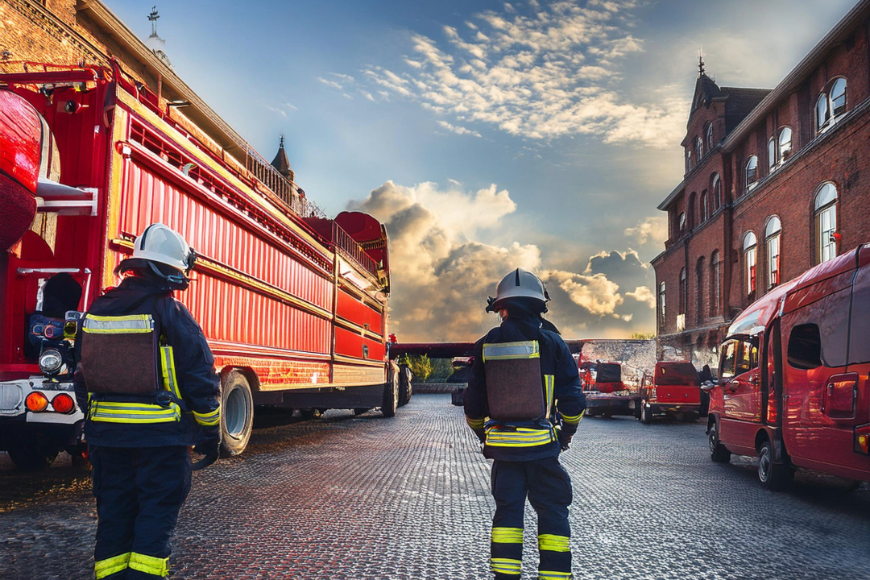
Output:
[707, 245, 870, 489]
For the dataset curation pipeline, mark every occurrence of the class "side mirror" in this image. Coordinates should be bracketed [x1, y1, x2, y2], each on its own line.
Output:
[700, 383, 715, 393]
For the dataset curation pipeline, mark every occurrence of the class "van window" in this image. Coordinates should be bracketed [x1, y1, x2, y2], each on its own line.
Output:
[849, 265, 870, 364]
[819, 288, 850, 367]
[656, 363, 699, 386]
[788, 324, 822, 370]
[736, 340, 758, 374]
[721, 340, 738, 379]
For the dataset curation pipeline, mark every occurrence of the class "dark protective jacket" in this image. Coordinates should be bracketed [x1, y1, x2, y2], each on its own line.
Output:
[465, 314, 585, 461]
[74, 276, 220, 447]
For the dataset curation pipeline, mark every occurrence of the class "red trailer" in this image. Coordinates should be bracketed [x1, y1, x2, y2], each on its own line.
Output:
[0, 64, 397, 469]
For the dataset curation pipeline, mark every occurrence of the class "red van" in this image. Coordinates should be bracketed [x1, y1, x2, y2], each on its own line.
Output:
[579, 361, 625, 393]
[638, 362, 701, 424]
[707, 245, 870, 489]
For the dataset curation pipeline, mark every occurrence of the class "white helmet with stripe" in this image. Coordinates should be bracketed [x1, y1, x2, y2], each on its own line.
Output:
[486, 268, 549, 312]
[132, 223, 196, 274]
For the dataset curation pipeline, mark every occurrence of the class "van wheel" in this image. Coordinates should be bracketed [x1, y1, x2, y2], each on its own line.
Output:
[382, 373, 399, 418]
[220, 371, 254, 458]
[398, 366, 413, 406]
[7, 437, 58, 472]
[758, 440, 793, 490]
[640, 403, 652, 425]
[708, 421, 731, 463]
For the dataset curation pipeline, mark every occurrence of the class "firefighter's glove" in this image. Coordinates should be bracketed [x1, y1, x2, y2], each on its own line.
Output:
[192, 438, 220, 471]
[558, 429, 573, 452]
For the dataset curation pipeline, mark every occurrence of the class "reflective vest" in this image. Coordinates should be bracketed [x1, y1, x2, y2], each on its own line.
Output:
[80, 314, 184, 424]
[482, 340, 556, 448]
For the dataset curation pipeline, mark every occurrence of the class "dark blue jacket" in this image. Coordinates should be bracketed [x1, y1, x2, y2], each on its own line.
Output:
[465, 314, 585, 461]
[74, 276, 220, 447]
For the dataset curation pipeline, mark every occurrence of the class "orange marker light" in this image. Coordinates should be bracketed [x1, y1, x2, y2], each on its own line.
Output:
[51, 393, 75, 414]
[25, 391, 49, 412]
[859, 434, 869, 455]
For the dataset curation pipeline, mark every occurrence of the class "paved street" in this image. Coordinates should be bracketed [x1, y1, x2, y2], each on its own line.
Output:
[2, 393, 869, 580]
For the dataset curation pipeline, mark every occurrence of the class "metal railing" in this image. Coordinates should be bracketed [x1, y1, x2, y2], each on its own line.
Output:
[333, 223, 379, 278]
[244, 147, 325, 219]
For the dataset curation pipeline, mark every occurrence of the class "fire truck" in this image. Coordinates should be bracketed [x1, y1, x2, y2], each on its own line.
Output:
[0, 63, 399, 470]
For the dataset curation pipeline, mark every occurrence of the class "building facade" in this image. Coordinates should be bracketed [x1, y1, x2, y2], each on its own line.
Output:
[653, 0, 870, 366]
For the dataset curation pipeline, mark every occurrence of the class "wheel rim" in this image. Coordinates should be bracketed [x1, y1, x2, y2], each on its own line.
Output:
[758, 446, 771, 482]
[709, 426, 717, 453]
[225, 387, 248, 439]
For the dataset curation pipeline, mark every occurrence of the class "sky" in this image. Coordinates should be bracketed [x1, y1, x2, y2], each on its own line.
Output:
[106, 0, 859, 341]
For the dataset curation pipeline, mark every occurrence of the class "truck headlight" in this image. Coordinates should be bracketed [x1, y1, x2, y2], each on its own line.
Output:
[39, 348, 64, 375]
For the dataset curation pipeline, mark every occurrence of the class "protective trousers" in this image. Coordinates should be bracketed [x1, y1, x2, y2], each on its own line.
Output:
[490, 457, 573, 580]
[90, 445, 192, 579]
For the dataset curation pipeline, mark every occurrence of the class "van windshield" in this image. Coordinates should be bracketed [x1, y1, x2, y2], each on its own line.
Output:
[656, 363, 699, 386]
[596, 364, 621, 383]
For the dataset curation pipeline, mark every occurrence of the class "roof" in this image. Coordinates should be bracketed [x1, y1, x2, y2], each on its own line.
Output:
[271, 137, 292, 178]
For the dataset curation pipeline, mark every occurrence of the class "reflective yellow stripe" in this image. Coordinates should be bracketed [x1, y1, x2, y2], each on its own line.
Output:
[491, 558, 522, 575]
[539, 571, 573, 579]
[482, 341, 540, 362]
[82, 314, 154, 334]
[492, 527, 523, 543]
[466, 416, 486, 430]
[194, 406, 221, 427]
[544, 374, 554, 418]
[561, 410, 584, 425]
[538, 534, 570, 552]
[160, 346, 182, 399]
[95, 552, 130, 579]
[90, 401, 180, 424]
[485, 426, 555, 447]
[129, 552, 169, 577]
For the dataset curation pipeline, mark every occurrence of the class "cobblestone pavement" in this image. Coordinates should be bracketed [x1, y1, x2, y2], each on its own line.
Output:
[1, 393, 869, 580]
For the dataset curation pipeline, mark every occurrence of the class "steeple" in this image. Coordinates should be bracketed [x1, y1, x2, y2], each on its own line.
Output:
[271, 134, 294, 182]
[698, 49, 706, 77]
[145, 6, 172, 69]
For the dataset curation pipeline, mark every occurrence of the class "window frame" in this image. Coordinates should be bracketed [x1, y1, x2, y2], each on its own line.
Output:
[779, 127, 793, 163]
[768, 137, 777, 172]
[679, 268, 687, 316]
[745, 156, 758, 192]
[696, 136, 704, 161]
[830, 77, 847, 119]
[706, 123, 714, 151]
[660, 281, 666, 326]
[712, 173, 722, 210]
[700, 191, 708, 223]
[765, 216, 782, 289]
[816, 92, 830, 133]
[814, 182, 838, 264]
[711, 250, 721, 317]
[743, 232, 758, 297]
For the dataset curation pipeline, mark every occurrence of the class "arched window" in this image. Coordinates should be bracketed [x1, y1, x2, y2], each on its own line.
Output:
[779, 127, 793, 162]
[817, 93, 830, 132]
[660, 281, 666, 326]
[688, 193, 697, 230]
[700, 191, 708, 223]
[831, 78, 847, 118]
[678, 212, 686, 233]
[745, 156, 758, 192]
[768, 138, 777, 172]
[710, 250, 721, 317]
[765, 216, 782, 289]
[696, 136, 704, 161]
[706, 123, 714, 151]
[815, 183, 838, 264]
[744, 232, 758, 297]
[695, 257, 705, 325]
[686, 148, 692, 173]
[679, 268, 687, 315]
[712, 173, 722, 209]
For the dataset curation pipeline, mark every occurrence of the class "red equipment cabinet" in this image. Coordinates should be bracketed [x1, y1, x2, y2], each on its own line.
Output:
[0, 65, 399, 468]
[707, 246, 870, 489]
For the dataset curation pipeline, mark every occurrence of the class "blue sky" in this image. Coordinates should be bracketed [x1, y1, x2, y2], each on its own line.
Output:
[107, 0, 858, 341]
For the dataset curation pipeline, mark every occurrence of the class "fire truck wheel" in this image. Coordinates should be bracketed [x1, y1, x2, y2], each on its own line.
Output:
[640, 403, 652, 425]
[220, 371, 254, 458]
[708, 420, 731, 463]
[382, 371, 399, 418]
[7, 437, 58, 472]
[398, 366, 413, 407]
[758, 440, 793, 490]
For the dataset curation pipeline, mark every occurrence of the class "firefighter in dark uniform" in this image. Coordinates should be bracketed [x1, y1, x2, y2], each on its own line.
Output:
[74, 223, 221, 580]
[465, 268, 585, 580]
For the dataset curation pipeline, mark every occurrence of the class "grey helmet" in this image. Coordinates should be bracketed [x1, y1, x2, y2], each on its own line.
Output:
[116, 223, 197, 288]
[486, 268, 550, 312]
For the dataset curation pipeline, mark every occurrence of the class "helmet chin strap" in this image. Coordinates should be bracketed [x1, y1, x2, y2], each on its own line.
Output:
[146, 261, 189, 290]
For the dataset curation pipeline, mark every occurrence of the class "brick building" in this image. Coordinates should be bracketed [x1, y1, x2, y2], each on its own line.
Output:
[653, 0, 870, 366]
[0, 0, 313, 215]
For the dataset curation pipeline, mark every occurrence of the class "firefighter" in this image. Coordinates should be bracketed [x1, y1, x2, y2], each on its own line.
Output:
[74, 223, 221, 580]
[465, 268, 585, 580]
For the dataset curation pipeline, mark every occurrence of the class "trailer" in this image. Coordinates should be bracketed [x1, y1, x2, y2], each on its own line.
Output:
[0, 63, 397, 469]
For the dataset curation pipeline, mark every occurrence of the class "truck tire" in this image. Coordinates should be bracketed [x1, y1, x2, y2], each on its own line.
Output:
[758, 440, 793, 490]
[398, 366, 413, 406]
[7, 437, 58, 472]
[451, 388, 465, 406]
[640, 403, 652, 425]
[220, 371, 254, 457]
[382, 369, 399, 418]
[708, 420, 731, 463]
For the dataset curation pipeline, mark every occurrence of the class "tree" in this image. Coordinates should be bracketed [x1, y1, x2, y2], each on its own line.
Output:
[429, 358, 454, 382]
[630, 332, 656, 340]
[402, 354, 433, 382]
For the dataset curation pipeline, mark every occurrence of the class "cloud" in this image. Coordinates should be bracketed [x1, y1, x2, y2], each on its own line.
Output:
[437, 120, 482, 137]
[264, 102, 298, 118]
[348, 181, 655, 341]
[316, 76, 344, 90]
[626, 286, 656, 309]
[624, 216, 667, 246]
[361, 0, 685, 147]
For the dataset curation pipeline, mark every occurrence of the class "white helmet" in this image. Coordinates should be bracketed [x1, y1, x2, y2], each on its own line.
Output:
[486, 268, 549, 312]
[132, 223, 195, 274]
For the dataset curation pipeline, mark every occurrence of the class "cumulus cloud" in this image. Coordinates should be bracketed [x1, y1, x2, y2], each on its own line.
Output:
[361, 0, 686, 147]
[626, 286, 656, 309]
[437, 120, 482, 137]
[624, 216, 668, 246]
[349, 181, 656, 340]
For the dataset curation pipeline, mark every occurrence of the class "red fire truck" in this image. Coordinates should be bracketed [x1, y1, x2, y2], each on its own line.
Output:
[0, 64, 398, 470]
[707, 245, 870, 489]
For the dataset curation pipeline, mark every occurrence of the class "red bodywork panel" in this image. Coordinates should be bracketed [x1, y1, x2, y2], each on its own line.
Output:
[652, 362, 700, 405]
[0, 90, 41, 250]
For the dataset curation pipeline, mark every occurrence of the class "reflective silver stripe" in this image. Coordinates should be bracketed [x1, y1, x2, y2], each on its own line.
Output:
[82, 315, 154, 333]
[482, 341, 540, 361]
